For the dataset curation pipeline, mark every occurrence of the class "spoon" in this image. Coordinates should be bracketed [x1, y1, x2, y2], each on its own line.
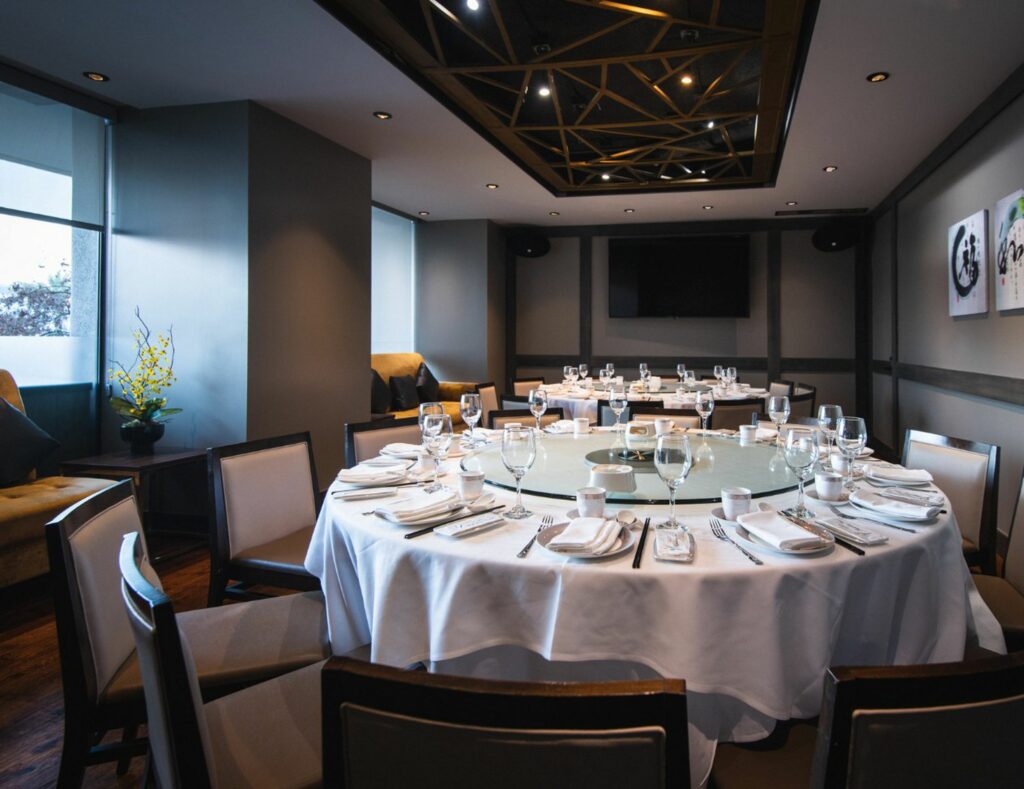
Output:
[614, 510, 639, 529]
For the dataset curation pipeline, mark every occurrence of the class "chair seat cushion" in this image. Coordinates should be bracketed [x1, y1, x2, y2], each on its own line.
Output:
[973, 575, 1024, 635]
[203, 659, 324, 789]
[0, 476, 114, 547]
[103, 591, 329, 703]
[234, 526, 315, 575]
[711, 719, 818, 789]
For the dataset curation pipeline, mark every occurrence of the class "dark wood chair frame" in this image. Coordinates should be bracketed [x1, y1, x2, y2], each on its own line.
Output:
[488, 407, 565, 429]
[343, 416, 420, 468]
[207, 432, 321, 605]
[119, 532, 213, 788]
[46, 480, 149, 788]
[902, 429, 1000, 575]
[810, 652, 1024, 787]
[322, 656, 690, 788]
[708, 397, 765, 429]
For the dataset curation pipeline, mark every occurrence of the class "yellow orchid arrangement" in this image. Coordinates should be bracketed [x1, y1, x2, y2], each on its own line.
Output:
[108, 308, 182, 425]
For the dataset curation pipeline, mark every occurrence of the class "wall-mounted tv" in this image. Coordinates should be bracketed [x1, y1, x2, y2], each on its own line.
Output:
[608, 235, 750, 318]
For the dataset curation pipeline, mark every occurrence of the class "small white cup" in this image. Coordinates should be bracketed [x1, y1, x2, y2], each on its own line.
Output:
[814, 471, 844, 501]
[576, 486, 606, 518]
[721, 487, 752, 521]
[615, 375, 624, 386]
[649, 376, 662, 391]
[573, 416, 591, 435]
[654, 417, 675, 436]
[458, 470, 485, 500]
[830, 451, 851, 474]
[739, 424, 757, 446]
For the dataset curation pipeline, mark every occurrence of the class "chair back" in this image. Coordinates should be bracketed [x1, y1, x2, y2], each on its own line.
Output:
[209, 433, 319, 560]
[500, 395, 531, 411]
[512, 378, 544, 396]
[902, 429, 999, 573]
[475, 382, 499, 430]
[600, 405, 633, 427]
[1004, 470, 1024, 594]
[489, 408, 564, 430]
[629, 406, 701, 430]
[710, 398, 765, 431]
[810, 653, 1024, 788]
[789, 384, 817, 419]
[46, 480, 155, 707]
[768, 381, 794, 398]
[322, 657, 688, 788]
[119, 532, 212, 788]
[344, 417, 421, 467]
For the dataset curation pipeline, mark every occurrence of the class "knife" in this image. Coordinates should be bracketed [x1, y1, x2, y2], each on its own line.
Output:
[778, 509, 865, 556]
[403, 505, 505, 540]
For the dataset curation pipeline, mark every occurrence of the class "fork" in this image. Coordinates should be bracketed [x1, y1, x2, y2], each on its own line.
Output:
[827, 504, 917, 533]
[517, 514, 552, 558]
[710, 515, 763, 565]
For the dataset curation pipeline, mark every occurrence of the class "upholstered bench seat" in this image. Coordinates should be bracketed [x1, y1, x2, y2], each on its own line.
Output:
[372, 353, 475, 425]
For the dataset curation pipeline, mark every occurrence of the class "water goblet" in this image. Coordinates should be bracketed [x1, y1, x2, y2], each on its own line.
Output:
[578, 363, 589, 381]
[683, 370, 696, 389]
[713, 365, 724, 385]
[604, 362, 615, 379]
[608, 388, 627, 430]
[567, 366, 579, 386]
[421, 413, 453, 493]
[695, 391, 714, 436]
[460, 394, 482, 443]
[767, 395, 791, 446]
[817, 404, 843, 465]
[598, 368, 611, 391]
[501, 425, 536, 519]
[784, 430, 819, 517]
[835, 416, 867, 489]
[726, 366, 738, 390]
[639, 367, 652, 393]
[677, 363, 687, 384]
[563, 365, 573, 385]
[655, 434, 692, 529]
[527, 388, 548, 435]
[418, 402, 444, 452]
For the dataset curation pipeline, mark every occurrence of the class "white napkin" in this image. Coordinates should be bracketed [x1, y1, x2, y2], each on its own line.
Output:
[337, 464, 407, 485]
[380, 443, 425, 458]
[655, 527, 695, 560]
[876, 487, 945, 507]
[360, 456, 412, 468]
[544, 419, 577, 434]
[850, 489, 940, 519]
[814, 516, 888, 545]
[736, 509, 828, 551]
[375, 488, 460, 523]
[548, 517, 620, 554]
[332, 487, 399, 501]
[865, 465, 933, 484]
[746, 387, 768, 395]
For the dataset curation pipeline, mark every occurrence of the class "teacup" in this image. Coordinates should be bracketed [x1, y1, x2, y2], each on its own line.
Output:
[648, 376, 663, 391]
[576, 486, 606, 518]
[458, 470, 486, 501]
[739, 424, 757, 446]
[721, 487, 752, 521]
[830, 452, 851, 474]
[814, 471, 844, 501]
[588, 464, 637, 493]
[654, 417, 675, 436]
[573, 417, 591, 435]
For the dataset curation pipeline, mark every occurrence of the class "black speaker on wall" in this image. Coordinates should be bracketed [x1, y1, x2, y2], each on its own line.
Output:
[812, 220, 862, 252]
[508, 231, 550, 258]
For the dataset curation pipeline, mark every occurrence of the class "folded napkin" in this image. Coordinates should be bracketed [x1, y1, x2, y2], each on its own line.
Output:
[875, 487, 944, 507]
[736, 509, 828, 551]
[548, 517, 620, 554]
[375, 488, 461, 523]
[814, 516, 888, 546]
[655, 527, 695, 561]
[850, 489, 940, 519]
[332, 486, 399, 501]
[865, 465, 933, 484]
[380, 443, 425, 458]
[337, 464, 407, 484]
[745, 387, 768, 395]
[544, 419, 577, 434]
[360, 456, 412, 468]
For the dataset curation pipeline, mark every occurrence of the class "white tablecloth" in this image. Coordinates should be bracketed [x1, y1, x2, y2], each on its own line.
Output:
[546, 386, 768, 425]
[306, 470, 1004, 787]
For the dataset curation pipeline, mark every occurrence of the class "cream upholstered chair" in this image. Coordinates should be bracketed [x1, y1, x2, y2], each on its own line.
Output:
[973, 469, 1024, 651]
[768, 380, 794, 398]
[489, 408, 564, 430]
[344, 416, 421, 467]
[322, 656, 689, 788]
[789, 384, 817, 418]
[208, 432, 321, 605]
[476, 382, 499, 430]
[500, 394, 532, 411]
[903, 429, 1000, 574]
[709, 397, 765, 431]
[119, 532, 324, 789]
[46, 480, 328, 787]
[600, 404, 639, 427]
[629, 406, 701, 430]
[512, 377, 545, 396]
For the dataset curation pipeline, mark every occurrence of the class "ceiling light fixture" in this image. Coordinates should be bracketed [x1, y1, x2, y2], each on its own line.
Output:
[466, 0, 480, 10]
[866, 71, 890, 83]
[706, 120, 715, 129]
[418, 211, 430, 216]
[538, 85, 551, 98]
[786, 201, 799, 206]
[823, 165, 838, 173]
[681, 165, 693, 175]
[601, 173, 611, 181]
[702, 205, 714, 210]
[373, 111, 392, 120]
[485, 183, 499, 189]
[659, 174, 672, 181]
[624, 208, 636, 213]
[83, 71, 109, 82]
[549, 211, 560, 216]
[680, 74, 693, 86]
[597, 2, 669, 19]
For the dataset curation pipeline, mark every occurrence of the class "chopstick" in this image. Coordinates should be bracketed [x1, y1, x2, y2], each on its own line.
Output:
[632, 516, 651, 568]
[403, 505, 505, 540]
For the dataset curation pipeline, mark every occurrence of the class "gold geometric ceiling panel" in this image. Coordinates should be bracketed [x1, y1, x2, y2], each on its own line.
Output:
[320, 0, 814, 195]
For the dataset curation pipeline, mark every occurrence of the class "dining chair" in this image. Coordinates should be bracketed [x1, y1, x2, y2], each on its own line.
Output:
[512, 377, 545, 396]
[119, 532, 324, 789]
[489, 408, 565, 430]
[500, 394, 531, 411]
[475, 382, 499, 431]
[208, 432, 322, 605]
[344, 416, 421, 467]
[709, 398, 765, 431]
[768, 380, 795, 398]
[788, 384, 817, 418]
[973, 467, 1024, 651]
[712, 651, 1024, 789]
[46, 480, 329, 788]
[629, 406, 702, 430]
[600, 404, 634, 427]
[321, 656, 690, 788]
[902, 429, 1000, 574]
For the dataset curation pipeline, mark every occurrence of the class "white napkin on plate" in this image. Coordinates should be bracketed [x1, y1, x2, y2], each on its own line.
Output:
[360, 456, 412, 468]
[865, 465, 933, 484]
[876, 487, 944, 507]
[544, 419, 577, 434]
[850, 489, 940, 519]
[380, 443, 425, 458]
[337, 464, 407, 484]
[736, 510, 827, 551]
[548, 517, 620, 554]
[375, 488, 460, 523]
[332, 487, 399, 501]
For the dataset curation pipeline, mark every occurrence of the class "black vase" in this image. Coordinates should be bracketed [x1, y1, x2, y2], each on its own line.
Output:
[120, 421, 165, 455]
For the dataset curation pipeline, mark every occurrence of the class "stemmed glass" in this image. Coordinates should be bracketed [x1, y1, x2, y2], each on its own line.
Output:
[421, 413, 453, 493]
[639, 367, 652, 393]
[682, 369, 696, 389]
[578, 363, 589, 381]
[784, 430, 819, 517]
[695, 391, 714, 436]
[418, 401, 443, 429]
[655, 434, 692, 528]
[460, 393, 482, 444]
[598, 368, 611, 391]
[604, 362, 615, 379]
[713, 365, 724, 386]
[527, 389, 548, 435]
[562, 365, 573, 385]
[817, 404, 843, 466]
[566, 366, 579, 386]
[677, 363, 687, 385]
[835, 416, 868, 490]
[608, 388, 627, 430]
[767, 396, 791, 446]
[501, 425, 536, 519]
[726, 366, 738, 390]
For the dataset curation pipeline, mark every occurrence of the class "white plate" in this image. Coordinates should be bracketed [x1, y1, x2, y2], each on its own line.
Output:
[536, 522, 635, 560]
[806, 487, 850, 503]
[733, 523, 834, 557]
[710, 506, 739, 525]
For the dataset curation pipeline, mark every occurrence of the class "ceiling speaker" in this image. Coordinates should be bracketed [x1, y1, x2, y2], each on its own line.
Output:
[508, 231, 550, 258]
[812, 221, 862, 252]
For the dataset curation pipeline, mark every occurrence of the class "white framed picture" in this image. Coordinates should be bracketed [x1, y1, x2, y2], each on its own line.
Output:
[994, 189, 1024, 311]
[947, 209, 988, 316]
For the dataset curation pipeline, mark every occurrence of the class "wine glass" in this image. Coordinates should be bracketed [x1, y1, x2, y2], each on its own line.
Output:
[726, 366, 738, 390]
[713, 365, 724, 385]
[578, 363, 589, 381]
[835, 416, 867, 489]
[418, 401, 443, 429]
[817, 404, 843, 465]
[639, 366, 652, 393]
[567, 366, 579, 386]
[598, 368, 611, 391]
[784, 429, 819, 517]
[695, 391, 714, 436]
[501, 425, 536, 519]
[527, 388, 548, 435]
[421, 413, 453, 493]
[459, 393, 482, 444]
[677, 363, 687, 384]
[562, 365, 573, 385]
[604, 362, 615, 379]
[767, 396, 791, 446]
[608, 388, 627, 430]
[682, 369, 696, 389]
[655, 434, 692, 528]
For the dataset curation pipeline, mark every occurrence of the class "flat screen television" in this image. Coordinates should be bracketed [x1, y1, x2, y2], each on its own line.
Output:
[608, 235, 750, 318]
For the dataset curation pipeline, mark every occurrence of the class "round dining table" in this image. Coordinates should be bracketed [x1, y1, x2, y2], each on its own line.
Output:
[305, 432, 1006, 788]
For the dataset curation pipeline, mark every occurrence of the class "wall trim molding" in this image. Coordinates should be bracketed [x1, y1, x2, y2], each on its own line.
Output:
[0, 60, 119, 120]
[515, 355, 855, 374]
[896, 363, 1024, 408]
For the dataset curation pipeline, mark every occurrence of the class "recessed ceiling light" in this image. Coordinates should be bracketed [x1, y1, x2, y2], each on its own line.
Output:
[418, 211, 430, 216]
[623, 208, 636, 214]
[681, 165, 693, 175]
[702, 205, 714, 210]
[466, 0, 480, 9]
[549, 211, 560, 216]
[706, 120, 715, 129]
[659, 174, 672, 181]
[601, 173, 611, 181]
[373, 111, 392, 120]
[83, 71, 109, 82]
[866, 71, 890, 83]
[823, 165, 838, 173]
[538, 85, 551, 98]
[485, 183, 499, 189]
[680, 74, 693, 86]
[786, 201, 799, 206]
[700, 169, 707, 175]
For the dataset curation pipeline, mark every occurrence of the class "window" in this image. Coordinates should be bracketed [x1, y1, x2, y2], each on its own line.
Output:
[0, 82, 105, 385]
[371, 207, 415, 354]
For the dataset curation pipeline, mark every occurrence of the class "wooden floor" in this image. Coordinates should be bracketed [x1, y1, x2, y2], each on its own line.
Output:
[0, 543, 210, 788]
